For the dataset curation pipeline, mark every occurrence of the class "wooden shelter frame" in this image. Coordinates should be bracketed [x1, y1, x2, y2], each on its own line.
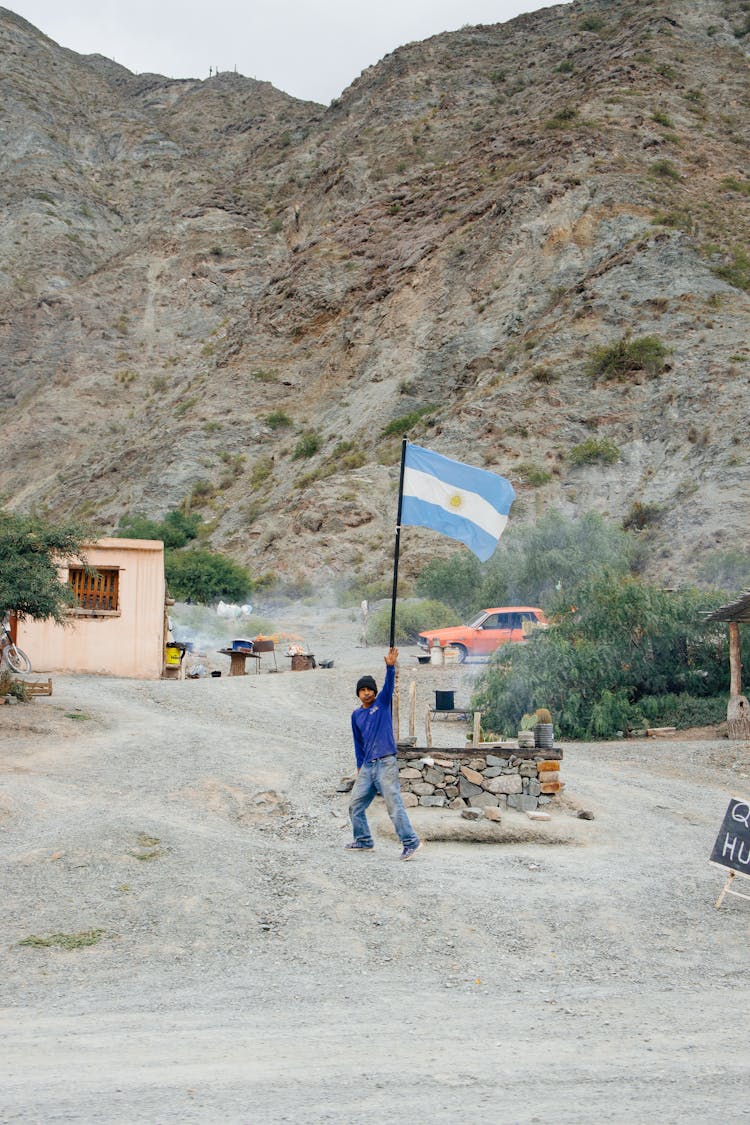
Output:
[705, 592, 750, 739]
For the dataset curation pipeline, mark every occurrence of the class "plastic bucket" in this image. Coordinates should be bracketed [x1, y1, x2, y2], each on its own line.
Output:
[165, 645, 182, 666]
[435, 690, 455, 712]
[430, 647, 444, 666]
[443, 646, 460, 664]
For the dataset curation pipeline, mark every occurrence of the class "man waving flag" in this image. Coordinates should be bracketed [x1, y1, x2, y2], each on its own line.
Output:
[400, 443, 515, 562]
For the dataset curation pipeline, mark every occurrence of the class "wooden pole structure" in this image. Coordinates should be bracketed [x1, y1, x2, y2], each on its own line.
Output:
[409, 680, 417, 738]
[727, 621, 750, 739]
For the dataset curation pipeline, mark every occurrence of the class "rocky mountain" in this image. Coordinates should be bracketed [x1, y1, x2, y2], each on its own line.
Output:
[1, 0, 749, 594]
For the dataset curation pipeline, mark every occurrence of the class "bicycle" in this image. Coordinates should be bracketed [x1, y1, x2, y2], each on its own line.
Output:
[0, 621, 32, 674]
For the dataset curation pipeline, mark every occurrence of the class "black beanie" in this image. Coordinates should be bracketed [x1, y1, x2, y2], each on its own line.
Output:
[356, 674, 377, 696]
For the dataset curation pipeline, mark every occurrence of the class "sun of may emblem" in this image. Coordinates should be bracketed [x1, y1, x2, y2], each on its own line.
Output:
[449, 493, 463, 509]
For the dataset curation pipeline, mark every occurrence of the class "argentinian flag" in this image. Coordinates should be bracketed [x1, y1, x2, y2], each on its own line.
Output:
[401, 443, 515, 562]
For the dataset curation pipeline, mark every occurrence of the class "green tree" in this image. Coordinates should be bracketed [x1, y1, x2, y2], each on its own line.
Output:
[165, 549, 253, 604]
[478, 509, 636, 607]
[413, 510, 637, 617]
[0, 511, 87, 621]
[415, 553, 482, 615]
[116, 509, 201, 549]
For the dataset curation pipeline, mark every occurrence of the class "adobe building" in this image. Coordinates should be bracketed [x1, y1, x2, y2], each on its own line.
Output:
[17, 538, 168, 679]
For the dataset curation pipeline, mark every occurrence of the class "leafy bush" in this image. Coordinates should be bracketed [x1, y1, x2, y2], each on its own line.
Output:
[569, 438, 621, 465]
[473, 576, 731, 739]
[586, 336, 669, 381]
[366, 599, 459, 645]
[638, 693, 726, 729]
[165, 549, 253, 604]
[266, 411, 292, 430]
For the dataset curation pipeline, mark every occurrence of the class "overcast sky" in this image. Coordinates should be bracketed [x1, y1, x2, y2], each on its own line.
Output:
[9, 0, 568, 104]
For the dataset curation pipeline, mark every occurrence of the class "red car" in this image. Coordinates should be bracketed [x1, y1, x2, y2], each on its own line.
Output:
[418, 607, 547, 663]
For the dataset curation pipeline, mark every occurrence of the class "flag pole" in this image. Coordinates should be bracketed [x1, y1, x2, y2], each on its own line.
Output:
[389, 436, 408, 648]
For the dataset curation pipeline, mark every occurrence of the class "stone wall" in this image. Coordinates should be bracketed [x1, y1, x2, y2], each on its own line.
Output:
[397, 746, 563, 817]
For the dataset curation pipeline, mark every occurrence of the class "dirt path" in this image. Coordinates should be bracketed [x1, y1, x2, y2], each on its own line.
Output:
[1, 613, 749, 1123]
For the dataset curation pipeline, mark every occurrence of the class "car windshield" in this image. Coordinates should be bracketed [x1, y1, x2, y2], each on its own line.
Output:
[467, 613, 488, 629]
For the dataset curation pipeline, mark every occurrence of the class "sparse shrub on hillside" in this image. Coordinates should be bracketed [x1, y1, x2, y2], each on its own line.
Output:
[720, 178, 750, 196]
[266, 411, 292, 430]
[555, 60, 574, 73]
[650, 158, 681, 181]
[586, 335, 669, 381]
[381, 407, 435, 437]
[250, 456, 274, 489]
[514, 462, 553, 486]
[652, 109, 674, 127]
[622, 501, 663, 530]
[713, 249, 750, 291]
[579, 16, 605, 32]
[530, 366, 558, 384]
[569, 438, 621, 466]
[545, 106, 578, 129]
[292, 431, 321, 460]
[367, 599, 460, 645]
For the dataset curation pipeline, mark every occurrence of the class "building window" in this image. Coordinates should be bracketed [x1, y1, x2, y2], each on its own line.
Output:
[68, 567, 120, 612]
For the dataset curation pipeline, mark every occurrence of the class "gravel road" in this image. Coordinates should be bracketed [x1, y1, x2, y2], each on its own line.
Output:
[1, 607, 749, 1123]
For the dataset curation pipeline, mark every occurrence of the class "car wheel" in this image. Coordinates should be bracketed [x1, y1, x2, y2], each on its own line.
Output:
[453, 644, 468, 664]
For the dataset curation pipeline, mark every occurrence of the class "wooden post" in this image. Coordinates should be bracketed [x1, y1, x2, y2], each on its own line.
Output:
[394, 676, 400, 741]
[425, 703, 433, 748]
[727, 621, 750, 739]
[409, 680, 417, 738]
[473, 711, 482, 748]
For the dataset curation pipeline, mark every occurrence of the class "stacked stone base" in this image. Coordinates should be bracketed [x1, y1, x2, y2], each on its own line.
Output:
[397, 747, 563, 814]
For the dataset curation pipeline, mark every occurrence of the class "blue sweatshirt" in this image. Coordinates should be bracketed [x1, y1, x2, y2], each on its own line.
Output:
[351, 664, 397, 768]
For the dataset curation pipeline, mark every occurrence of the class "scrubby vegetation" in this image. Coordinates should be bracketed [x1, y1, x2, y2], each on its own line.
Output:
[586, 336, 669, 381]
[366, 599, 459, 644]
[412, 510, 741, 739]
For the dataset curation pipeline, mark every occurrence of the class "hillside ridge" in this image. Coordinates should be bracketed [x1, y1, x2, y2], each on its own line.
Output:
[1, 0, 749, 592]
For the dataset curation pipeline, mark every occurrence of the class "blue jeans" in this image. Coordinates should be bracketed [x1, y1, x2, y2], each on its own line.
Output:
[348, 755, 419, 848]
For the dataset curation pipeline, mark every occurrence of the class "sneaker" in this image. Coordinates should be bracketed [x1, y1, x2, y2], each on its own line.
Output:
[345, 841, 374, 851]
[400, 841, 423, 861]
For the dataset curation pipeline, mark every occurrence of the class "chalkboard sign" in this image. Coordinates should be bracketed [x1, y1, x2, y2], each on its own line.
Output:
[710, 796, 750, 875]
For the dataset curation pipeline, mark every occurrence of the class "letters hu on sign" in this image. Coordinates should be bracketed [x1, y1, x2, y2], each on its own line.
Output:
[709, 797, 750, 875]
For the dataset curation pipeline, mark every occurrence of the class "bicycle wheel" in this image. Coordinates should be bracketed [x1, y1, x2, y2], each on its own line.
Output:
[3, 644, 32, 675]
